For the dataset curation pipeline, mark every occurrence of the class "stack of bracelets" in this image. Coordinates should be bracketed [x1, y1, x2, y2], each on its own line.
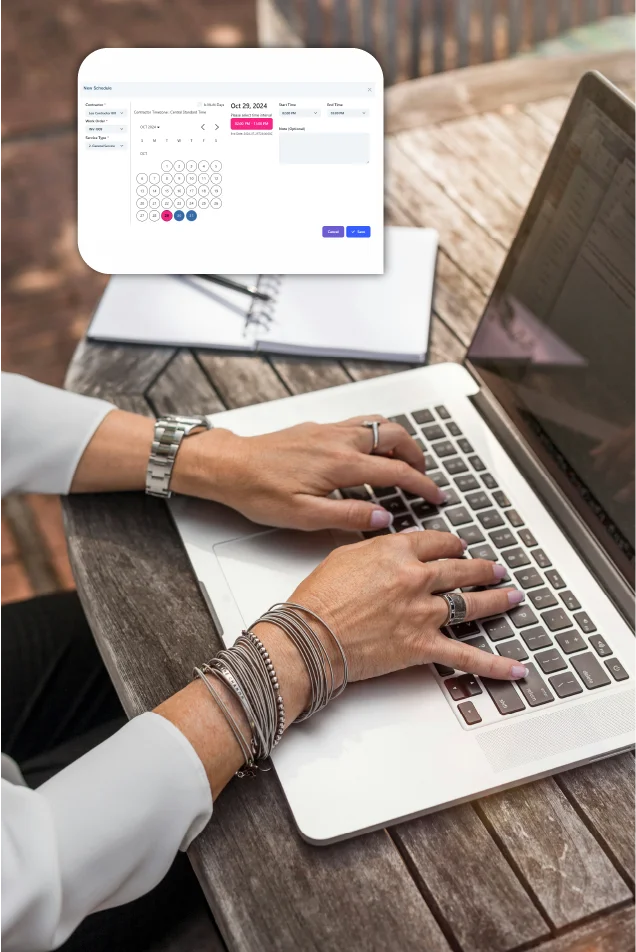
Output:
[194, 602, 348, 778]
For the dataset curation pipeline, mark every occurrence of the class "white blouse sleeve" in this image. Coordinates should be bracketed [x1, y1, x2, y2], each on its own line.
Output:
[2, 713, 212, 952]
[1, 373, 116, 496]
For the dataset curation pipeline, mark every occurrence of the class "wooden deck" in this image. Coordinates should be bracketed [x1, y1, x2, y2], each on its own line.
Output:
[1, 0, 258, 603]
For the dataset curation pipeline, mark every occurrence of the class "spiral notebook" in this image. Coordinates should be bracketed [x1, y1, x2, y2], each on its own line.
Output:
[88, 226, 438, 363]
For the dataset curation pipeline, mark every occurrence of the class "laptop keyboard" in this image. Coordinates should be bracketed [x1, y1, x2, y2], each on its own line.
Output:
[341, 405, 629, 728]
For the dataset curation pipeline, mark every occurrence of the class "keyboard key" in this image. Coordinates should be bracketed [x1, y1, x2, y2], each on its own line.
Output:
[516, 663, 554, 707]
[542, 608, 571, 632]
[458, 524, 485, 545]
[341, 485, 372, 501]
[545, 569, 566, 589]
[492, 491, 511, 508]
[497, 640, 529, 662]
[413, 409, 435, 425]
[503, 547, 530, 569]
[478, 510, 505, 529]
[549, 671, 583, 698]
[458, 701, 482, 725]
[560, 591, 581, 611]
[465, 634, 493, 653]
[465, 491, 491, 510]
[555, 629, 587, 654]
[457, 438, 474, 454]
[448, 620, 481, 638]
[434, 663, 454, 677]
[481, 473, 498, 489]
[508, 605, 538, 628]
[571, 652, 611, 690]
[514, 567, 543, 590]
[505, 509, 524, 527]
[468, 543, 497, 561]
[574, 612, 596, 634]
[435, 405, 451, 419]
[424, 454, 436, 470]
[432, 440, 456, 458]
[445, 674, 482, 700]
[428, 470, 450, 488]
[528, 588, 558, 610]
[390, 414, 415, 435]
[483, 616, 514, 642]
[521, 626, 552, 651]
[444, 457, 469, 475]
[441, 488, 461, 506]
[402, 490, 421, 501]
[372, 485, 397, 498]
[422, 516, 451, 533]
[394, 513, 417, 531]
[533, 549, 552, 568]
[518, 528, 538, 547]
[446, 506, 473, 527]
[447, 421, 462, 437]
[535, 648, 567, 674]
[455, 474, 480, 492]
[489, 528, 517, 549]
[482, 678, 525, 714]
[412, 500, 439, 520]
[589, 634, 612, 658]
[468, 455, 486, 472]
[605, 658, 629, 682]
[422, 424, 446, 442]
[383, 496, 408, 515]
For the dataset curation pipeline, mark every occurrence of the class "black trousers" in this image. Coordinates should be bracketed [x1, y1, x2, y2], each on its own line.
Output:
[2, 592, 221, 952]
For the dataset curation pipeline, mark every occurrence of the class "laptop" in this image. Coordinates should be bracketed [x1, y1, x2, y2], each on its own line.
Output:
[170, 72, 635, 844]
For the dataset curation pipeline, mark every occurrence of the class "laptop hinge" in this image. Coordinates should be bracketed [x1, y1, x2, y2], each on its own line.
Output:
[470, 387, 635, 628]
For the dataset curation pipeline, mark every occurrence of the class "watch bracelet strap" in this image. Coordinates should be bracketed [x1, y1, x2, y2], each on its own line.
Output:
[146, 416, 211, 498]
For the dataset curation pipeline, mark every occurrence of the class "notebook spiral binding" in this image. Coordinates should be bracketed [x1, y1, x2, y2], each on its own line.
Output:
[245, 275, 283, 334]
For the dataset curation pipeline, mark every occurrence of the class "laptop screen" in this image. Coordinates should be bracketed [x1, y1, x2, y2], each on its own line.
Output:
[467, 73, 635, 586]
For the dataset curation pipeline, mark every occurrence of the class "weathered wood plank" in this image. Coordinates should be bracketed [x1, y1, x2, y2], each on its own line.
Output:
[393, 804, 549, 952]
[397, 125, 523, 248]
[523, 96, 570, 134]
[387, 137, 505, 294]
[557, 754, 635, 887]
[529, 904, 634, 952]
[146, 350, 225, 417]
[64, 339, 174, 397]
[481, 108, 557, 172]
[343, 359, 410, 381]
[270, 356, 351, 393]
[478, 778, 632, 927]
[195, 352, 290, 408]
[428, 315, 467, 365]
[386, 49, 635, 134]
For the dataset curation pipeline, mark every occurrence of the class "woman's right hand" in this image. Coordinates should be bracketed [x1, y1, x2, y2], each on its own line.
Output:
[288, 528, 528, 684]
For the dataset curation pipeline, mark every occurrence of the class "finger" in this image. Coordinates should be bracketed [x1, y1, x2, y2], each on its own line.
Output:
[374, 423, 428, 474]
[355, 455, 446, 504]
[426, 557, 509, 592]
[432, 631, 528, 680]
[403, 528, 466, 563]
[428, 586, 525, 627]
[297, 494, 394, 532]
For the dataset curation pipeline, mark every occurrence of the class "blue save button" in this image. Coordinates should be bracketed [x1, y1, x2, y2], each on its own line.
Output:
[346, 226, 371, 238]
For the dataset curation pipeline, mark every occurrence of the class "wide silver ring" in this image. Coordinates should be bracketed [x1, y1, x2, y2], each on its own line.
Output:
[362, 420, 381, 454]
[438, 592, 467, 627]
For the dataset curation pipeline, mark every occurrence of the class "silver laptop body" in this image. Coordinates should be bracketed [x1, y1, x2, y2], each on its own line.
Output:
[171, 73, 635, 843]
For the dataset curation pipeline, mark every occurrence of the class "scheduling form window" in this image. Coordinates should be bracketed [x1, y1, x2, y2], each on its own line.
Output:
[78, 48, 383, 274]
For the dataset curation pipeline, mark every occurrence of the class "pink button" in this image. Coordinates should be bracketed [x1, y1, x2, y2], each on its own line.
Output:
[230, 117, 273, 130]
[161, 210, 173, 221]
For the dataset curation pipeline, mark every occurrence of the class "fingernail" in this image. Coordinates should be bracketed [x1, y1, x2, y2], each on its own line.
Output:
[508, 589, 525, 605]
[371, 508, 393, 529]
[493, 564, 507, 579]
[460, 538, 468, 550]
[401, 526, 423, 533]
[510, 664, 528, 679]
[437, 491, 448, 504]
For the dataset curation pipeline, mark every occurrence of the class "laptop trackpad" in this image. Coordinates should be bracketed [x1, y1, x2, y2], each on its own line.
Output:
[214, 528, 342, 624]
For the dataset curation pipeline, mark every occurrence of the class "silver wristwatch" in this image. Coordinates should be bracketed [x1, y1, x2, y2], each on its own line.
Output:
[146, 415, 212, 498]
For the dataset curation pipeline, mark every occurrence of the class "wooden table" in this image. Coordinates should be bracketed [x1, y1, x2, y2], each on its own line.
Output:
[64, 51, 635, 952]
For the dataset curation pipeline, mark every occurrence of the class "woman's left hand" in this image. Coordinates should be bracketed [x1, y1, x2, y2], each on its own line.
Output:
[172, 415, 446, 532]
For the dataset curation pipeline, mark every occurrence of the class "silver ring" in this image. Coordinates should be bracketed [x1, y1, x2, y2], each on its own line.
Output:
[438, 592, 467, 628]
[362, 420, 381, 453]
